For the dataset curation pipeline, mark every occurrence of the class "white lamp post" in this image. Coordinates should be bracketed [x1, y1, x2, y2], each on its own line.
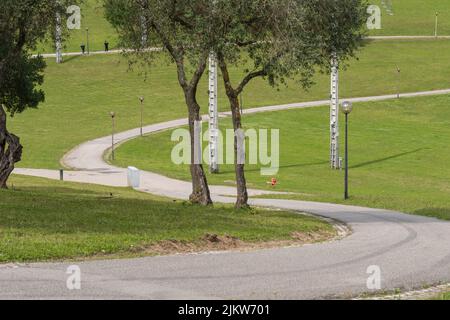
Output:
[139, 96, 144, 136]
[110, 112, 116, 160]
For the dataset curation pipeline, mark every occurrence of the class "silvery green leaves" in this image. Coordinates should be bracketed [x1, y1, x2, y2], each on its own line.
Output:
[0, 0, 82, 188]
[0, 0, 80, 115]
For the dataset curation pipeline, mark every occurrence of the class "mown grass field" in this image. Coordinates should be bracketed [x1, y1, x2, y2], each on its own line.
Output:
[36, 0, 118, 54]
[370, 0, 450, 36]
[11, 39, 450, 169]
[0, 175, 333, 263]
[112, 94, 450, 221]
[35, 0, 450, 55]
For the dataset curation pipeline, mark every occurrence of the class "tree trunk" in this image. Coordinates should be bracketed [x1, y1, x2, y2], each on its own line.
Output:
[0, 105, 23, 189]
[229, 95, 249, 209]
[185, 92, 212, 205]
[217, 58, 249, 209]
[170, 51, 211, 206]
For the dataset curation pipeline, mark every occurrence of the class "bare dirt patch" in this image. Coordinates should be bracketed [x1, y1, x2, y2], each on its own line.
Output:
[128, 230, 337, 257]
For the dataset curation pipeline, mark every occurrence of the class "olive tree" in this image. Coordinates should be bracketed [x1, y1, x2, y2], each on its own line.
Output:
[0, 0, 79, 188]
[103, 0, 366, 209]
[104, 0, 215, 205]
[210, 0, 367, 208]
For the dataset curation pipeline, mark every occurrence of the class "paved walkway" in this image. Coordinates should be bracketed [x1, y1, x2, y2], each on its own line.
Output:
[33, 48, 161, 59]
[34, 35, 450, 60]
[367, 35, 450, 40]
[17, 88, 450, 200]
[6, 89, 450, 299]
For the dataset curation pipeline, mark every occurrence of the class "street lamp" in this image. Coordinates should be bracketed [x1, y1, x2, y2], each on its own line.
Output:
[239, 91, 244, 115]
[139, 96, 144, 136]
[86, 28, 90, 55]
[435, 12, 439, 38]
[341, 101, 353, 200]
[110, 112, 116, 160]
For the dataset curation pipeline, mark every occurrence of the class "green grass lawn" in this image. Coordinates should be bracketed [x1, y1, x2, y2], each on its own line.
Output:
[112, 94, 450, 221]
[369, 0, 450, 36]
[36, 0, 118, 54]
[0, 175, 333, 263]
[34, 0, 450, 56]
[434, 292, 450, 300]
[11, 39, 450, 169]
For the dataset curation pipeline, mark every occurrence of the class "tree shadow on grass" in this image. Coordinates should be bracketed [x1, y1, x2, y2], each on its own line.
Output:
[351, 148, 425, 169]
[218, 161, 329, 174]
[61, 54, 83, 63]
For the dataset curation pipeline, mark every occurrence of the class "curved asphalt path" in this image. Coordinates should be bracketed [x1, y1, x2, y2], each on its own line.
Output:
[6, 89, 450, 299]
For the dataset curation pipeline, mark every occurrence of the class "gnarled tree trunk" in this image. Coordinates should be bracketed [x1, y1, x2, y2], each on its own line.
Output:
[171, 51, 212, 206]
[0, 105, 23, 189]
[229, 94, 249, 209]
[185, 90, 212, 206]
[217, 58, 249, 209]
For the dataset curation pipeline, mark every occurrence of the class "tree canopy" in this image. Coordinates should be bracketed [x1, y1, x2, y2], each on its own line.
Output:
[209, 0, 367, 92]
[209, 0, 367, 207]
[0, 0, 80, 116]
[104, 0, 368, 207]
[0, 0, 81, 188]
[105, 0, 217, 205]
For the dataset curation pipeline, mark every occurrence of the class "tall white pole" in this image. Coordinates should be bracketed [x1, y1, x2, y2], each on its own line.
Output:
[141, 15, 147, 48]
[140, 0, 148, 48]
[208, 0, 220, 173]
[208, 52, 219, 173]
[56, 11, 63, 64]
[330, 54, 340, 169]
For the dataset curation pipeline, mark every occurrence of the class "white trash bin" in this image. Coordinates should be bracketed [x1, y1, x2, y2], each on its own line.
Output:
[127, 166, 140, 188]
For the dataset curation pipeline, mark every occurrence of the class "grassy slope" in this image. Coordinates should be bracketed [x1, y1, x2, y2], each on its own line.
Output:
[112, 94, 450, 221]
[0, 175, 332, 262]
[36, 0, 118, 54]
[35, 0, 450, 55]
[11, 39, 450, 169]
[370, 0, 450, 36]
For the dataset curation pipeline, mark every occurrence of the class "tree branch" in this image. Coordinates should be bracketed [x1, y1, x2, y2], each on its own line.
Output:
[217, 52, 235, 98]
[236, 69, 267, 95]
[189, 52, 209, 89]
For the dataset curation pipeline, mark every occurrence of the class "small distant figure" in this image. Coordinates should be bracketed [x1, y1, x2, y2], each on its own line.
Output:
[80, 43, 86, 55]
[267, 177, 278, 187]
[104, 40, 109, 52]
